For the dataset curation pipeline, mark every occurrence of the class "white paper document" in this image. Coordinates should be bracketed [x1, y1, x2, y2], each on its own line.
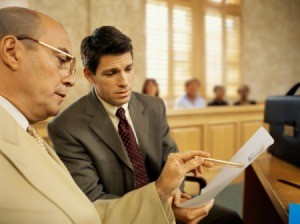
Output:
[179, 127, 274, 208]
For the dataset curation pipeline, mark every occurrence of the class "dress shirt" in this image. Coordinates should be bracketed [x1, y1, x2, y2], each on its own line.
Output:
[0, 95, 28, 130]
[94, 87, 139, 144]
[174, 94, 206, 109]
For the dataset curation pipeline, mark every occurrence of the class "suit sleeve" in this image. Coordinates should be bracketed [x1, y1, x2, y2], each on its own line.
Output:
[48, 122, 119, 201]
[94, 182, 175, 224]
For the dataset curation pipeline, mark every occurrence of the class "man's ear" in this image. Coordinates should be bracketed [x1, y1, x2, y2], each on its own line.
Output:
[83, 68, 95, 84]
[0, 36, 20, 71]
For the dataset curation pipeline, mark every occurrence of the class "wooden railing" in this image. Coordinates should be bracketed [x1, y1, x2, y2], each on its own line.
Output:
[35, 104, 265, 182]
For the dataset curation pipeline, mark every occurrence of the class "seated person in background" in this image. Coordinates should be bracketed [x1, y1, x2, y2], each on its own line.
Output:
[48, 26, 243, 224]
[142, 78, 159, 97]
[234, 84, 256, 105]
[208, 85, 228, 106]
[174, 78, 206, 109]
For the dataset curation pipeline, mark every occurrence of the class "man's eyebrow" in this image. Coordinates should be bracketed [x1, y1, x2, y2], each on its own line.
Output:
[126, 62, 134, 67]
[102, 62, 134, 73]
[102, 67, 119, 74]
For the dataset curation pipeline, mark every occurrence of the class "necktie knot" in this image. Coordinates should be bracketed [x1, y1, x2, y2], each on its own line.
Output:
[116, 107, 126, 120]
[27, 124, 47, 152]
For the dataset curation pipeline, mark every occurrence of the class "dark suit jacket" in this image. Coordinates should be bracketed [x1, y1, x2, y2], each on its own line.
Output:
[48, 89, 178, 201]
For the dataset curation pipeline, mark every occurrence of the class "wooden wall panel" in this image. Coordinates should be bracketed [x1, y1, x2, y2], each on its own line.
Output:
[207, 123, 237, 160]
[170, 127, 203, 151]
[241, 121, 263, 146]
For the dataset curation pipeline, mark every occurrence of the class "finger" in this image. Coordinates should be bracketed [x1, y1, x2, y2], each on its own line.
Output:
[188, 199, 215, 219]
[183, 156, 205, 173]
[205, 199, 215, 211]
[173, 191, 182, 205]
[179, 151, 211, 161]
[203, 160, 214, 167]
[197, 165, 203, 174]
[191, 167, 201, 177]
[181, 193, 192, 200]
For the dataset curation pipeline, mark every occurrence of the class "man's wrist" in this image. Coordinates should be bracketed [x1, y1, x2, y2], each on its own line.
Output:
[155, 177, 169, 202]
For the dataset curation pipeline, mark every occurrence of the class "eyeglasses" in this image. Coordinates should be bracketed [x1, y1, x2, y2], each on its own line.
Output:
[16, 36, 76, 77]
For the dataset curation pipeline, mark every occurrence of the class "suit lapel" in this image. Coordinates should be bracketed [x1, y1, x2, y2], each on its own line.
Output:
[86, 89, 133, 171]
[44, 141, 69, 172]
[0, 108, 87, 223]
[129, 93, 149, 159]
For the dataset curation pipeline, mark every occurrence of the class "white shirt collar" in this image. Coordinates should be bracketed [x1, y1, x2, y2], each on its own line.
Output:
[0, 96, 29, 130]
[94, 86, 129, 117]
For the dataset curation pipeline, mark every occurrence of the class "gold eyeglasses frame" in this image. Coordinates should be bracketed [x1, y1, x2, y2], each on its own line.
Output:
[16, 36, 76, 77]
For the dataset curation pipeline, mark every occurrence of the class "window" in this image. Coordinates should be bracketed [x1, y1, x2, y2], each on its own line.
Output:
[146, 0, 193, 99]
[205, 0, 241, 98]
[146, 0, 242, 101]
[146, 1, 169, 97]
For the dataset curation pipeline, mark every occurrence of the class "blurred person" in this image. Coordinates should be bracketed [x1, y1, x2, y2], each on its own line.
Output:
[174, 78, 206, 109]
[142, 78, 159, 97]
[234, 84, 256, 105]
[0, 7, 213, 224]
[208, 85, 228, 106]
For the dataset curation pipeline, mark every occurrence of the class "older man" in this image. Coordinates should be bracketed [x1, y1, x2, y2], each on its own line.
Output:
[0, 7, 213, 224]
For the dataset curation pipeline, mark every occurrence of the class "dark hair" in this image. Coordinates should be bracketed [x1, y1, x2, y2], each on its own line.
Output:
[0, 7, 42, 48]
[142, 78, 159, 97]
[80, 26, 133, 74]
[213, 85, 225, 92]
[238, 84, 250, 94]
[185, 78, 200, 88]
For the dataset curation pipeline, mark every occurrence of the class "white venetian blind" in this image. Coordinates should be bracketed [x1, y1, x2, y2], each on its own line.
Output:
[205, 0, 241, 98]
[225, 15, 241, 97]
[146, 0, 169, 97]
[205, 8, 223, 98]
[172, 2, 193, 96]
[146, 0, 193, 99]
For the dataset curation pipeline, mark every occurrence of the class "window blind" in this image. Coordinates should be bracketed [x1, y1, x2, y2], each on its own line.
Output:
[146, 0, 193, 99]
[146, 0, 169, 97]
[146, 0, 242, 100]
[205, 0, 241, 98]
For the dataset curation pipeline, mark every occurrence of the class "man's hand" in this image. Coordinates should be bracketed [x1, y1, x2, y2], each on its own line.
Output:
[172, 191, 214, 224]
[155, 151, 213, 201]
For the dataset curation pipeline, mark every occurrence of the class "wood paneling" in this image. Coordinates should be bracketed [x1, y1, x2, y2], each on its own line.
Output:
[170, 127, 203, 151]
[207, 123, 236, 160]
[241, 121, 262, 146]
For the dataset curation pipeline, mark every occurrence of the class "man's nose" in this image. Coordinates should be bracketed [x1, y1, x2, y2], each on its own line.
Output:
[61, 73, 75, 87]
[117, 71, 129, 87]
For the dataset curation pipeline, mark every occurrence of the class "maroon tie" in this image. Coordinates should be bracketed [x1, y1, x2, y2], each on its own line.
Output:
[116, 107, 149, 189]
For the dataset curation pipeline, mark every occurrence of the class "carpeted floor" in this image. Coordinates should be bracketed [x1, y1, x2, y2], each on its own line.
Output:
[214, 182, 244, 217]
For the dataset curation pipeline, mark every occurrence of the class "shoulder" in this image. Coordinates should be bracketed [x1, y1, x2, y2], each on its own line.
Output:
[131, 92, 166, 115]
[174, 95, 186, 106]
[208, 101, 215, 106]
[132, 92, 164, 107]
[49, 94, 89, 127]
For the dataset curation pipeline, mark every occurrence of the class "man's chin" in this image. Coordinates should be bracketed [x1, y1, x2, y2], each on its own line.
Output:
[48, 105, 62, 117]
[114, 96, 131, 107]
